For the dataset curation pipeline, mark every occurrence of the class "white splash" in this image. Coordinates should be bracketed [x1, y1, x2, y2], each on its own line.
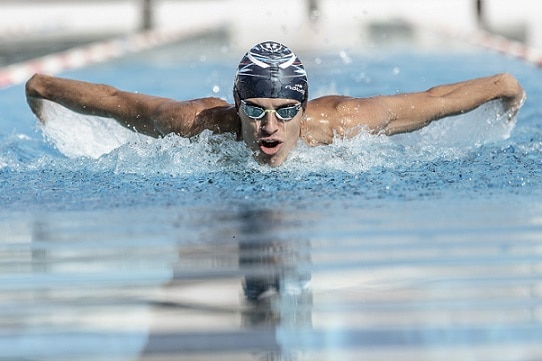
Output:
[38, 98, 517, 176]
[38, 99, 145, 159]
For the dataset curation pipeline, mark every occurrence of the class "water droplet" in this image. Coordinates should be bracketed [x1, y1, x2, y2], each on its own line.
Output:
[339, 50, 352, 64]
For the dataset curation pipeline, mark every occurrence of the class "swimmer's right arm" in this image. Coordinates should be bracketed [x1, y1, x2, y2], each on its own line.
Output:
[25, 74, 240, 138]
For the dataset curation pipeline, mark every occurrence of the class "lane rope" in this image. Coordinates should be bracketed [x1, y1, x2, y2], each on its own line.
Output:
[423, 24, 542, 68]
[0, 23, 224, 89]
[3, 21, 540, 90]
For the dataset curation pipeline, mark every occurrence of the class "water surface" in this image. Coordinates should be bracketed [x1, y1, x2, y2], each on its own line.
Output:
[1, 38, 542, 360]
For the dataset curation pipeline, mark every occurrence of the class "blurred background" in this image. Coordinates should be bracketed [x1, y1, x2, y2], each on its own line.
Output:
[0, 0, 540, 67]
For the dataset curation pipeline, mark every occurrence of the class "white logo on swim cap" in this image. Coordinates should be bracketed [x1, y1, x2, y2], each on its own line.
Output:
[285, 84, 306, 95]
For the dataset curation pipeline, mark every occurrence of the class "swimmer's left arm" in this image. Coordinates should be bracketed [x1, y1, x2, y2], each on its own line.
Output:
[373, 73, 526, 135]
[313, 73, 525, 137]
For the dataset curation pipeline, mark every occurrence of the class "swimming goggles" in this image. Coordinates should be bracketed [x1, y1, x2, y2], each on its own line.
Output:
[240, 100, 301, 121]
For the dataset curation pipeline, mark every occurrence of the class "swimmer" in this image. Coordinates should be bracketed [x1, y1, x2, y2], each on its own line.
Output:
[25, 41, 526, 167]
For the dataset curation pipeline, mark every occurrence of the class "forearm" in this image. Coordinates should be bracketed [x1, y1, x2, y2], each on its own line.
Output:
[26, 74, 169, 137]
[26, 74, 119, 117]
[427, 73, 524, 113]
[384, 73, 525, 135]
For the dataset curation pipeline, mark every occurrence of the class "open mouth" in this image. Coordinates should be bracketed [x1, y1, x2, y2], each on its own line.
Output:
[259, 139, 282, 155]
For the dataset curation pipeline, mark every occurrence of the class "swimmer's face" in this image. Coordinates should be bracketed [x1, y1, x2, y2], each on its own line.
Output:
[238, 98, 303, 167]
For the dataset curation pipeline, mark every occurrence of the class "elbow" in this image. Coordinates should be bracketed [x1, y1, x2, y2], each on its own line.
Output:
[152, 102, 194, 138]
[383, 114, 433, 136]
[150, 113, 174, 137]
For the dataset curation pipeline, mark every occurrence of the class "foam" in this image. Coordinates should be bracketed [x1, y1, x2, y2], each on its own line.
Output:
[37, 99, 140, 159]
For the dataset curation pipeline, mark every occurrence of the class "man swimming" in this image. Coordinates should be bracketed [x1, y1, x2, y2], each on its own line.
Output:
[25, 41, 526, 167]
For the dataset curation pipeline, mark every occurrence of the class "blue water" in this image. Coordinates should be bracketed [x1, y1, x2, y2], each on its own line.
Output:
[2, 42, 541, 212]
[1, 37, 542, 360]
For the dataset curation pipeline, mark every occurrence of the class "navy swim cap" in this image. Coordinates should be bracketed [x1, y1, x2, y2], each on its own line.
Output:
[234, 41, 308, 107]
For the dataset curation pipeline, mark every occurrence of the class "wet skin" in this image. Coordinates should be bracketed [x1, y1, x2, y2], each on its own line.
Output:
[239, 98, 303, 167]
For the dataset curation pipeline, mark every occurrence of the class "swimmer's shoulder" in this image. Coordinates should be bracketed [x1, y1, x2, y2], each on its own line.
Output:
[302, 95, 380, 145]
[301, 96, 340, 146]
[155, 98, 240, 137]
[196, 100, 241, 137]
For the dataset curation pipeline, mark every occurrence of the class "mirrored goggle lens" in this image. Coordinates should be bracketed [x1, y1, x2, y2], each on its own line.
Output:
[276, 104, 301, 120]
[242, 103, 266, 118]
[241, 102, 300, 121]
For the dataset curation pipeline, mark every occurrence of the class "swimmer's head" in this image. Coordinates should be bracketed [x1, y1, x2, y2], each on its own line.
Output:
[233, 41, 308, 109]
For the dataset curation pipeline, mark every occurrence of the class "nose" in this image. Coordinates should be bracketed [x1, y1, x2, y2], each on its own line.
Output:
[260, 112, 279, 135]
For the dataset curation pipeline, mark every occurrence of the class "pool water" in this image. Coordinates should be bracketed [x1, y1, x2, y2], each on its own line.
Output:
[1, 36, 542, 360]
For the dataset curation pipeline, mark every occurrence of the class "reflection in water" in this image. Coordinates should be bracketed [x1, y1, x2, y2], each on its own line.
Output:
[238, 210, 312, 360]
[6, 203, 541, 360]
[141, 208, 313, 361]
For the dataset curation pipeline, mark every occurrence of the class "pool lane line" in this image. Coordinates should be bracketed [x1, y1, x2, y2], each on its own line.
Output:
[421, 24, 542, 68]
[0, 23, 226, 89]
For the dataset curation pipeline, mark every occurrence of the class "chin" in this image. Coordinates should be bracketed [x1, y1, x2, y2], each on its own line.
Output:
[256, 152, 287, 167]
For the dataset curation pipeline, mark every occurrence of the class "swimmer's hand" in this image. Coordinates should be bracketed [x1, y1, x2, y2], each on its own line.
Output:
[498, 73, 526, 121]
[25, 74, 46, 123]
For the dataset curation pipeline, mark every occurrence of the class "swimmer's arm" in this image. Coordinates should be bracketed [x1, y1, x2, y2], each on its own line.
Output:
[151, 101, 240, 137]
[307, 73, 525, 140]
[26, 73, 170, 136]
[25, 73, 239, 137]
[371, 73, 526, 135]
